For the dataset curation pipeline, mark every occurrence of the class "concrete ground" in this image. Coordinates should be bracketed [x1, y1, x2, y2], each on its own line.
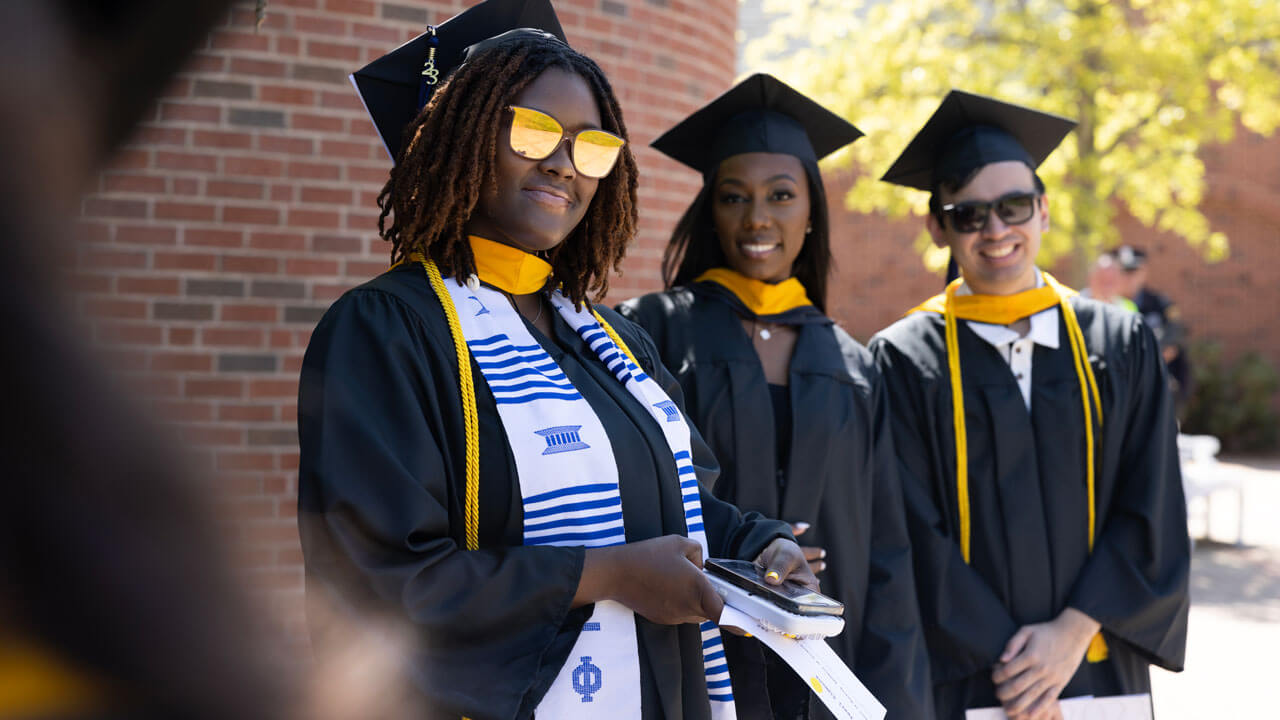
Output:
[1150, 456, 1280, 719]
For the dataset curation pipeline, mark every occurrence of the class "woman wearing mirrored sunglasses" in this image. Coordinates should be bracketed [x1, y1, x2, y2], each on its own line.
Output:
[297, 8, 814, 720]
[618, 74, 934, 720]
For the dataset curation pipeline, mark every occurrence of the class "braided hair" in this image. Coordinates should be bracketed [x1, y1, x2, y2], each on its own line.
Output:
[378, 34, 638, 306]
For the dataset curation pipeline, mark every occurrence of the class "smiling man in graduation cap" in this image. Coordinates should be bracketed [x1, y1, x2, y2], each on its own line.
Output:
[620, 74, 934, 720]
[868, 92, 1190, 719]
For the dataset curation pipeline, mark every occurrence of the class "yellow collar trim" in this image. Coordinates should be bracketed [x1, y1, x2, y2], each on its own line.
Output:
[694, 268, 812, 316]
[467, 236, 552, 295]
[908, 278, 1072, 324]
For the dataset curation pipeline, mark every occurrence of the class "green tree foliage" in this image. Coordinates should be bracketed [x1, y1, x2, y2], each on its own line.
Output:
[748, 0, 1280, 276]
[1183, 341, 1279, 452]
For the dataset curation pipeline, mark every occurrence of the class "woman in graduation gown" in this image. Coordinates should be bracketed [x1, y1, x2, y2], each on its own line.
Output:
[617, 75, 933, 720]
[297, 5, 814, 719]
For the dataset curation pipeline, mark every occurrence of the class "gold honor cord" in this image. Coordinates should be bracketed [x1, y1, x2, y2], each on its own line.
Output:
[592, 308, 641, 368]
[938, 273, 1109, 661]
[409, 256, 482, 552]
[1044, 275, 1109, 663]
[942, 282, 972, 565]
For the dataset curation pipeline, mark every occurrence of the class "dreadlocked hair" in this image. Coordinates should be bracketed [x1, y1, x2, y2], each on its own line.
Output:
[377, 35, 638, 307]
[662, 159, 832, 314]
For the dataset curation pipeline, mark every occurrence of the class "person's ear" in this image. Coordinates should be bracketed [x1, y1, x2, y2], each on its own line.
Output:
[926, 213, 949, 249]
[1038, 194, 1050, 233]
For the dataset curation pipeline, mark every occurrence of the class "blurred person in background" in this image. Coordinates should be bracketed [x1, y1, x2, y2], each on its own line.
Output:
[1114, 245, 1194, 418]
[0, 1, 294, 718]
[1082, 252, 1138, 313]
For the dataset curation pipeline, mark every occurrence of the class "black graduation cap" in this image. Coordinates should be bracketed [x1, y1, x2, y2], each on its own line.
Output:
[350, 0, 566, 161]
[881, 90, 1077, 192]
[651, 73, 863, 177]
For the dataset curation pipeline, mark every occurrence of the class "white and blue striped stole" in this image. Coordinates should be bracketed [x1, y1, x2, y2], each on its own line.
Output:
[445, 280, 636, 718]
[443, 277, 735, 719]
[550, 292, 737, 719]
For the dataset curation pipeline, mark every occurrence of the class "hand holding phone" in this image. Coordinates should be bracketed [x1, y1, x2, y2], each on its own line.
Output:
[705, 559, 845, 638]
[706, 559, 842, 615]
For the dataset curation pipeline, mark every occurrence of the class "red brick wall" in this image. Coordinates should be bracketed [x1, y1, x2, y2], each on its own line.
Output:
[73, 0, 738, 643]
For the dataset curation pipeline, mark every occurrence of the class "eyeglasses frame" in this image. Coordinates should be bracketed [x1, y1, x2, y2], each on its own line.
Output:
[503, 104, 626, 179]
[940, 190, 1043, 233]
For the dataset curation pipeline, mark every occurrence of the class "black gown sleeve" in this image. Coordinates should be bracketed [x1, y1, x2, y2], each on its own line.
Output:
[1066, 316, 1190, 671]
[298, 289, 586, 720]
[870, 333, 1021, 684]
[850, 362, 936, 719]
[600, 306, 791, 562]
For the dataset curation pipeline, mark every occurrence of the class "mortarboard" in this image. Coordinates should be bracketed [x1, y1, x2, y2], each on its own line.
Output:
[350, 0, 567, 161]
[881, 90, 1076, 192]
[651, 73, 863, 177]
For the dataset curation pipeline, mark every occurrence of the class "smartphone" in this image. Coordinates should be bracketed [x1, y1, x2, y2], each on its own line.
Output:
[705, 558, 844, 617]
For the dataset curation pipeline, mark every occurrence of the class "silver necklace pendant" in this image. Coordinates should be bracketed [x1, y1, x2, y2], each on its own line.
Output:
[758, 327, 772, 340]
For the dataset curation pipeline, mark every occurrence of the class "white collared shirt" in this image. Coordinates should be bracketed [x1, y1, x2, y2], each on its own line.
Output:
[957, 270, 1060, 411]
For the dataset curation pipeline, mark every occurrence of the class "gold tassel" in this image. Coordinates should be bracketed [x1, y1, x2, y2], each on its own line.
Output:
[1086, 632, 1110, 662]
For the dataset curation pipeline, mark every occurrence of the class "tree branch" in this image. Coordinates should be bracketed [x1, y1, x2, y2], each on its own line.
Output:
[1098, 89, 1175, 156]
[970, 31, 1037, 50]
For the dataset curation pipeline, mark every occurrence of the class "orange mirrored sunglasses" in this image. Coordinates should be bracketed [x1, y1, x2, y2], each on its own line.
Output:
[505, 105, 626, 179]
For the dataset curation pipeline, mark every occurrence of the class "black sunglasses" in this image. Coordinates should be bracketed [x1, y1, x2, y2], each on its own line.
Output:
[940, 191, 1040, 233]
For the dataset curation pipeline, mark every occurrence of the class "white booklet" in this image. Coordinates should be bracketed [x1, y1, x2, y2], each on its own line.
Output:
[965, 693, 1153, 719]
[719, 605, 886, 720]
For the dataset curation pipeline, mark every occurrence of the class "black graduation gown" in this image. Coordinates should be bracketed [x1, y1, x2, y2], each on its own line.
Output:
[618, 287, 934, 720]
[298, 265, 791, 720]
[869, 297, 1190, 719]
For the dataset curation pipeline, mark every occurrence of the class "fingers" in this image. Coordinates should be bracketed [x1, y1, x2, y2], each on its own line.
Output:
[760, 539, 820, 591]
[677, 535, 705, 568]
[1022, 687, 1063, 720]
[788, 560, 820, 592]
[697, 572, 725, 624]
[789, 521, 810, 537]
[998, 673, 1050, 716]
[801, 545, 827, 574]
[999, 626, 1033, 666]
[992, 652, 1035, 689]
[761, 539, 798, 585]
[994, 665, 1039, 705]
[753, 539, 782, 581]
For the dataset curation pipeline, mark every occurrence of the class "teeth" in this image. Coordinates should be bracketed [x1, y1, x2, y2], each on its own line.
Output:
[983, 245, 1015, 259]
[742, 243, 777, 254]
